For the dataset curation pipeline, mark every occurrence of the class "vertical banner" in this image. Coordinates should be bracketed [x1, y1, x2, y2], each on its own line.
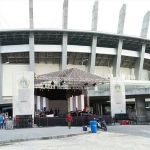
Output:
[110, 77, 126, 117]
[13, 71, 34, 118]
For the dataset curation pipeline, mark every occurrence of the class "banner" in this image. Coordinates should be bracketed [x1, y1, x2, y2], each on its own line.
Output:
[13, 71, 34, 118]
[110, 77, 126, 117]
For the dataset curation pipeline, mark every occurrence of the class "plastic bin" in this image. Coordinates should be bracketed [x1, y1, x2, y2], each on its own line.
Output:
[90, 121, 97, 133]
[83, 126, 87, 131]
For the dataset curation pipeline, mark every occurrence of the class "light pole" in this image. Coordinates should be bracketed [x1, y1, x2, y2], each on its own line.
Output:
[81, 59, 90, 113]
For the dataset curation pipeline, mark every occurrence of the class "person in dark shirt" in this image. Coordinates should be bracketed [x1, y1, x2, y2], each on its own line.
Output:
[15, 116, 20, 129]
[50, 108, 53, 114]
[27, 116, 32, 128]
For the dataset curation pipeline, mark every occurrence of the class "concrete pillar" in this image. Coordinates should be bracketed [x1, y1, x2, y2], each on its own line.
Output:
[67, 97, 73, 112]
[135, 96, 146, 121]
[61, 33, 67, 70]
[29, 0, 34, 29]
[62, 0, 68, 29]
[29, 0, 34, 71]
[0, 43, 2, 102]
[37, 96, 40, 110]
[29, 34, 35, 71]
[91, 0, 99, 31]
[117, 4, 126, 34]
[88, 35, 97, 73]
[134, 12, 150, 80]
[88, 1, 99, 73]
[140, 11, 150, 38]
[61, 0, 68, 70]
[134, 44, 146, 80]
[148, 71, 150, 80]
[113, 39, 123, 77]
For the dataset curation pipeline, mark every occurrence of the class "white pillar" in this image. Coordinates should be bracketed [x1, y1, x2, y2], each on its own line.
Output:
[73, 96, 78, 111]
[67, 97, 73, 112]
[37, 96, 40, 110]
[94, 86, 98, 91]
[78, 95, 84, 111]
[43, 97, 46, 110]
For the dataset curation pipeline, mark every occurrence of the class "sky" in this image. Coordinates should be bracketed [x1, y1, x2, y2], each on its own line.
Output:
[0, 0, 150, 38]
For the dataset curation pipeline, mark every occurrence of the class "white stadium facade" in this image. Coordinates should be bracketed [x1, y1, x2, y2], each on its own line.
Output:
[0, 0, 150, 120]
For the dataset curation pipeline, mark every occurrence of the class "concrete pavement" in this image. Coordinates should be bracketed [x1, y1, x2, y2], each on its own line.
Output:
[0, 126, 89, 144]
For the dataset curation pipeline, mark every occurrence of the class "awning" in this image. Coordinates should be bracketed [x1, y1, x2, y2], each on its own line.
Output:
[2, 107, 12, 110]
[35, 68, 109, 88]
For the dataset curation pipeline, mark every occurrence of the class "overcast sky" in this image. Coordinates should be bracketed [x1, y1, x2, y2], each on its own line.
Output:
[0, 0, 150, 38]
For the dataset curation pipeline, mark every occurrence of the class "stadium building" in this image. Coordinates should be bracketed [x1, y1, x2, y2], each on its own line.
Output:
[0, 0, 150, 120]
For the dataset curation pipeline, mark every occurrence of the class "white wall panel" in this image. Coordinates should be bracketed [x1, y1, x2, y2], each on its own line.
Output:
[1, 45, 29, 53]
[141, 69, 149, 80]
[122, 49, 139, 57]
[120, 67, 131, 75]
[67, 45, 91, 53]
[94, 66, 113, 77]
[3, 65, 29, 97]
[144, 53, 150, 59]
[35, 64, 59, 75]
[67, 64, 88, 71]
[35, 45, 62, 52]
[96, 47, 116, 55]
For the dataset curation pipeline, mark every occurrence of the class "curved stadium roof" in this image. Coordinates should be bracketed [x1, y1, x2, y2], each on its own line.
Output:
[0, 29, 150, 53]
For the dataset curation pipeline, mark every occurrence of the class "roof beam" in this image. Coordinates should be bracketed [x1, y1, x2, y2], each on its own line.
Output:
[81, 53, 85, 65]
[46, 52, 48, 64]
[38, 52, 40, 64]
[14, 54, 17, 64]
[73, 53, 78, 64]
[53, 53, 55, 64]
[103, 55, 110, 66]
[98, 54, 103, 66]
[67, 53, 70, 65]
[145, 60, 150, 69]
[23, 52, 25, 63]
[7, 54, 9, 63]
[121, 56, 128, 67]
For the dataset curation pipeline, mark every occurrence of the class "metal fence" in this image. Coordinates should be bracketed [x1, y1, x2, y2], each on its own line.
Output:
[34, 115, 112, 127]
[130, 116, 150, 125]
[4, 115, 114, 129]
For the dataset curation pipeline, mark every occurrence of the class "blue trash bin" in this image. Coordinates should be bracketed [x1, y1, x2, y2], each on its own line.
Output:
[90, 121, 97, 133]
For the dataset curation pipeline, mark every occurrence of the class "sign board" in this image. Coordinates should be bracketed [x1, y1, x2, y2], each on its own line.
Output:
[13, 71, 34, 118]
[110, 77, 126, 117]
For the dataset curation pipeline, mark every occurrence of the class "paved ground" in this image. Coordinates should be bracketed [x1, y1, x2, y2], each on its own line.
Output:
[108, 124, 150, 138]
[0, 125, 150, 149]
[0, 126, 89, 143]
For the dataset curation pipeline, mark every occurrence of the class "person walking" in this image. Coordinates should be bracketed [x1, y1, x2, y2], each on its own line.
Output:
[27, 116, 32, 128]
[15, 116, 20, 129]
[0, 115, 4, 129]
[3, 116, 7, 129]
[66, 112, 73, 129]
